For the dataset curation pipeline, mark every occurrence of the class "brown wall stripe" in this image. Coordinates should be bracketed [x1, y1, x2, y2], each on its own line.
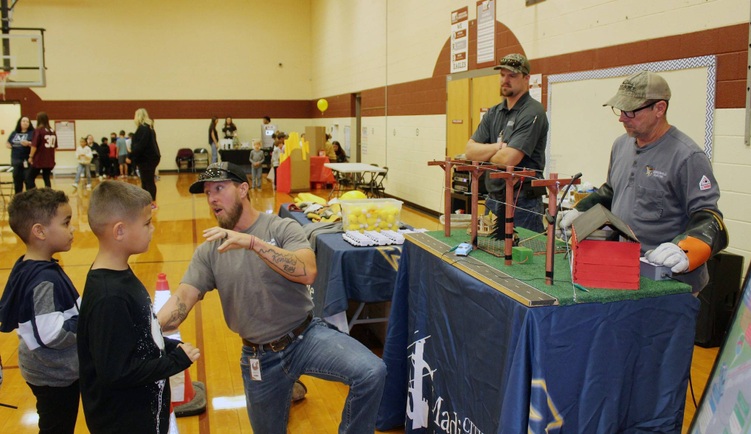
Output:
[6, 23, 746, 121]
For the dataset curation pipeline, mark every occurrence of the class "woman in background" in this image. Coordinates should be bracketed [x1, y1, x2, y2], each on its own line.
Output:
[131, 108, 161, 205]
[332, 141, 348, 163]
[208, 117, 219, 164]
[222, 117, 237, 140]
[25, 112, 56, 190]
[5, 116, 33, 194]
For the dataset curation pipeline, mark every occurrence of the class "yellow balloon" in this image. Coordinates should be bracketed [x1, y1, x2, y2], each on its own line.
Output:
[317, 98, 329, 113]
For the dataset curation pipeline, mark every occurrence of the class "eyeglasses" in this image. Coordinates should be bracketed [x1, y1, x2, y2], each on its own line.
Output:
[612, 101, 659, 118]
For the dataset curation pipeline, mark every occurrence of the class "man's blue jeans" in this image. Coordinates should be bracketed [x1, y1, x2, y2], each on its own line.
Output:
[240, 318, 386, 433]
[486, 193, 545, 233]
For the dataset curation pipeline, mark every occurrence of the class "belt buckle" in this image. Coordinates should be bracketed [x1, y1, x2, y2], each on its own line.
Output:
[269, 336, 290, 352]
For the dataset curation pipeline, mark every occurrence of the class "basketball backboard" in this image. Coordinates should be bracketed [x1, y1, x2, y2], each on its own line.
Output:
[0, 28, 46, 88]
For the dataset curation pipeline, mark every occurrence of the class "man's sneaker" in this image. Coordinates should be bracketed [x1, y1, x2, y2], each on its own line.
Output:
[71, 183, 78, 190]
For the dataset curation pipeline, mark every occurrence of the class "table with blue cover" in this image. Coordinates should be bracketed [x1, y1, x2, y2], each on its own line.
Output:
[278, 204, 401, 323]
[376, 234, 699, 433]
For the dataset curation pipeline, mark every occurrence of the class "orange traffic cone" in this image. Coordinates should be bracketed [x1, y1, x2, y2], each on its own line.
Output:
[155, 273, 205, 417]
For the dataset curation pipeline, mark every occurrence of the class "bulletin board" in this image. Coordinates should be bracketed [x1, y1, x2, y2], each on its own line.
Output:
[545, 56, 716, 188]
[53, 120, 76, 151]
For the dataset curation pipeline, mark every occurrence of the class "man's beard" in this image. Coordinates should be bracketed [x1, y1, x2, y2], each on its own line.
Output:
[216, 201, 243, 229]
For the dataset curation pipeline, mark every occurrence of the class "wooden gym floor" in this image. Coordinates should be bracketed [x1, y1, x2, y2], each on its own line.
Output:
[0, 172, 717, 433]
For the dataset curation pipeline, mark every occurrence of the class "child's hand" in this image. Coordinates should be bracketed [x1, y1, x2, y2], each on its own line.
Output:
[178, 343, 201, 362]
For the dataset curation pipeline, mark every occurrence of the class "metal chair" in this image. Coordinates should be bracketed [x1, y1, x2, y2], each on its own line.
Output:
[193, 148, 209, 171]
[355, 164, 379, 195]
[175, 148, 194, 173]
[369, 166, 388, 197]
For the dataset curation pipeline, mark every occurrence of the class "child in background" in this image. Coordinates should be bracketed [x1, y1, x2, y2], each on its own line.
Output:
[249, 140, 264, 189]
[73, 136, 93, 190]
[270, 136, 283, 190]
[78, 181, 199, 434]
[0, 188, 81, 434]
[106, 137, 117, 178]
[116, 130, 129, 178]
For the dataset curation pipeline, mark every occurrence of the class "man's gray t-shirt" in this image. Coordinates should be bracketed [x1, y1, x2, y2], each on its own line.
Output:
[182, 212, 314, 343]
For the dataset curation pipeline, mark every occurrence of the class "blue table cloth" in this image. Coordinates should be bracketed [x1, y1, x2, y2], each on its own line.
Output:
[377, 240, 699, 433]
[278, 204, 401, 318]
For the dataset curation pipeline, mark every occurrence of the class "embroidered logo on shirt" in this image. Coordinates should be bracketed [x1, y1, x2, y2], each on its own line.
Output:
[645, 166, 667, 179]
[699, 175, 712, 191]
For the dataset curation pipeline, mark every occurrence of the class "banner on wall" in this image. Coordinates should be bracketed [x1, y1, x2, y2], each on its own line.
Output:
[450, 7, 468, 73]
[476, 0, 495, 65]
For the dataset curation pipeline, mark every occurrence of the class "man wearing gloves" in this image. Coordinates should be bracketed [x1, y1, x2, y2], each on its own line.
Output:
[559, 70, 728, 293]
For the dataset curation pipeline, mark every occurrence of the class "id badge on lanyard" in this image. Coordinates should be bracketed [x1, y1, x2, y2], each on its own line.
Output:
[248, 356, 262, 381]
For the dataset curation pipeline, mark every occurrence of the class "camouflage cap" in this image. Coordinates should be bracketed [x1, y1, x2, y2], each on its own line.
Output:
[603, 70, 671, 112]
[493, 53, 531, 75]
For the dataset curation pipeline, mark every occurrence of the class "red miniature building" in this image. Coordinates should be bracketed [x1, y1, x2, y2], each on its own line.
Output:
[571, 204, 641, 290]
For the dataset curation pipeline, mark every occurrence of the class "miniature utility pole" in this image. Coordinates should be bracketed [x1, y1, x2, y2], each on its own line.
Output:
[488, 167, 536, 265]
[428, 158, 494, 246]
[531, 173, 581, 285]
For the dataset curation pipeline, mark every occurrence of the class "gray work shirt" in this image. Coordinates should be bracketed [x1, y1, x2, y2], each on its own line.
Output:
[607, 126, 721, 291]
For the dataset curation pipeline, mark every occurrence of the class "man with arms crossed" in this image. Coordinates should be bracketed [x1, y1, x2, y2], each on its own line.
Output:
[465, 53, 548, 232]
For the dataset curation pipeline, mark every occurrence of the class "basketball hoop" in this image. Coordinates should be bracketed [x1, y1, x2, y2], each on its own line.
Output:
[0, 71, 9, 101]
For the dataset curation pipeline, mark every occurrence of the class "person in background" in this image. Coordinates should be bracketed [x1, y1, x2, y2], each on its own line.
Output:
[222, 117, 237, 140]
[157, 162, 386, 433]
[78, 181, 199, 433]
[5, 115, 34, 194]
[559, 70, 728, 294]
[86, 135, 100, 179]
[25, 112, 57, 190]
[208, 117, 219, 164]
[72, 137, 93, 191]
[131, 108, 162, 205]
[116, 130, 129, 179]
[127, 133, 137, 177]
[322, 133, 336, 161]
[261, 116, 276, 149]
[249, 140, 264, 190]
[106, 137, 118, 178]
[0, 188, 81, 434]
[95, 137, 111, 180]
[465, 53, 548, 233]
[270, 137, 283, 190]
[332, 141, 348, 163]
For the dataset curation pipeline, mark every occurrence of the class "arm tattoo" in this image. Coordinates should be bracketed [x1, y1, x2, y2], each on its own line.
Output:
[163, 297, 189, 330]
[259, 247, 307, 277]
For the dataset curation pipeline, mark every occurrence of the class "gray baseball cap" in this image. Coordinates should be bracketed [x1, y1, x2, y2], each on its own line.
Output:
[603, 70, 671, 111]
[189, 162, 248, 194]
[493, 53, 531, 75]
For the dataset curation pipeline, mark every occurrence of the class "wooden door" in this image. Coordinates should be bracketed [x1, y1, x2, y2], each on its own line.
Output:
[446, 78, 470, 158]
[471, 73, 502, 133]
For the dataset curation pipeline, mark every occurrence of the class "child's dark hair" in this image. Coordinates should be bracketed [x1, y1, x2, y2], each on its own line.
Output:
[101, 137, 108, 144]
[8, 188, 69, 243]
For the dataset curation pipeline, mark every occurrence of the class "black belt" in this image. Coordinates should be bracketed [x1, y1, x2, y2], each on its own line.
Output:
[242, 313, 313, 352]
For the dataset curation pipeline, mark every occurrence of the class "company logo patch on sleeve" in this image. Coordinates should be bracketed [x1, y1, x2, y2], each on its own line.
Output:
[699, 175, 712, 191]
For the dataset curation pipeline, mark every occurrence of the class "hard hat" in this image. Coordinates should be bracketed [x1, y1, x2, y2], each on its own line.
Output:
[340, 190, 367, 200]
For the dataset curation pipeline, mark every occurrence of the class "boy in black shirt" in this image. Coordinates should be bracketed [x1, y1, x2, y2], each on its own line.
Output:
[78, 181, 200, 434]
